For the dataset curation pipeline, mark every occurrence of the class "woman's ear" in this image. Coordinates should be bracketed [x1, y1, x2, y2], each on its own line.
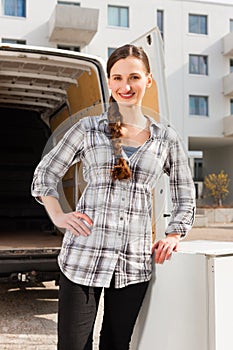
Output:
[146, 73, 153, 88]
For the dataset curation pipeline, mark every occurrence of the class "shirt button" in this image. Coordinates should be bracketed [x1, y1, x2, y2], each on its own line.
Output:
[122, 198, 125, 201]
[120, 217, 123, 221]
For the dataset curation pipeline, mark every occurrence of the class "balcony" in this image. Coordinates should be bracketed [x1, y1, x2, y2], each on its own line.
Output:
[223, 32, 233, 56]
[49, 4, 99, 46]
[223, 72, 233, 96]
[223, 114, 233, 137]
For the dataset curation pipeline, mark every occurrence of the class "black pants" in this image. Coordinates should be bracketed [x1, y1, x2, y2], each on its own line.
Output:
[58, 272, 149, 350]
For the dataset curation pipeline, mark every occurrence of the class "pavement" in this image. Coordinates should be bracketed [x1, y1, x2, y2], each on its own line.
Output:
[184, 223, 233, 242]
[0, 224, 233, 349]
[0, 281, 58, 350]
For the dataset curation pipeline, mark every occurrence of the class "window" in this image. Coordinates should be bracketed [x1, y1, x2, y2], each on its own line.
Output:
[57, 45, 80, 52]
[189, 55, 208, 75]
[108, 47, 116, 57]
[231, 99, 233, 115]
[1, 38, 26, 44]
[194, 158, 203, 181]
[3, 0, 26, 17]
[189, 14, 207, 34]
[230, 59, 233, 73]
[108, 5, 129, 28]
[230, 19, 233, 32]
[157, 10, 164, 39]
[189, 95, 208, 116]
[57, 1, 80, 5]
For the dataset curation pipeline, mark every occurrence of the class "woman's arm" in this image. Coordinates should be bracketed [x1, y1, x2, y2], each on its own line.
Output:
[31, 120, 85, 203]
[41, 196, 93, 237]
[163, 128, 196, 237]
[152, 127, 196, 264]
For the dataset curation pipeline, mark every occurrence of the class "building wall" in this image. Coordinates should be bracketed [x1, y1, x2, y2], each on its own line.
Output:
[0, 0, 57, 46]
[150, 0, 233, 143]
[1, 0, 233, 132]
[182, 1, 231, 139]
[1, 0, 233, 202]
[82, 0, 157, 58]
[85, 0, 233, 147]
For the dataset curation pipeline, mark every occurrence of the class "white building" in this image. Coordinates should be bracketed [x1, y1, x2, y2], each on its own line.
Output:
[1, 0, 233, 204]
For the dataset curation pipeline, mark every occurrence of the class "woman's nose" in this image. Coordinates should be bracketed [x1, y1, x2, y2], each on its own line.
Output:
[119, 81, 131, 92]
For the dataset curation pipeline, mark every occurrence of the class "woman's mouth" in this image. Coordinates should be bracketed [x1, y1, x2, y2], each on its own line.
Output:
[119, 92, 135, 99]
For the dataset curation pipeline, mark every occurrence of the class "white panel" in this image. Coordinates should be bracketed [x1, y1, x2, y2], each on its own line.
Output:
[208, 256, 233, 350]
[131, 28, 169, 122]
[131, 252, 208, 350]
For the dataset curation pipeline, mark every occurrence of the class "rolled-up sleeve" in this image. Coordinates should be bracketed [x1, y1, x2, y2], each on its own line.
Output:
[31, 120, 85, 203]
[163, 129, 196, 237]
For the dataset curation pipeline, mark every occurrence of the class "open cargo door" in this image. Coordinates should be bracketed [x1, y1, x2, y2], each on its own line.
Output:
[130, 28, 177, 350]
[0, 44, 110, 281]
[0, 44, 108, 235]
[132, 27, 171, 241]
[48, 59, 108, 213]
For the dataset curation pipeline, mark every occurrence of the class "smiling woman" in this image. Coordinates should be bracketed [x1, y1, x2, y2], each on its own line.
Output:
[31, 43, 196, 350]
[107, 45, 153, 180]
[108, 58, 152, 105]
[107, 45, 152, 106]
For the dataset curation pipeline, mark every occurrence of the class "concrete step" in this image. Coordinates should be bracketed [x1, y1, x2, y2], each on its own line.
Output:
[193, 214, 208, 227]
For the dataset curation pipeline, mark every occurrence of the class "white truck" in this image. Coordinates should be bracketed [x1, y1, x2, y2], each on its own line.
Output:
[0, 28, 169, 284]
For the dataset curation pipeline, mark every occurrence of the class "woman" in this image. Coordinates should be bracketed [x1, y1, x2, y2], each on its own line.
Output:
[31, 44, 195, 350]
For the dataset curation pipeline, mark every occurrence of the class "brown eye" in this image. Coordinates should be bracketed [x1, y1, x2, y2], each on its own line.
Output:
[131, 75, 140, 80]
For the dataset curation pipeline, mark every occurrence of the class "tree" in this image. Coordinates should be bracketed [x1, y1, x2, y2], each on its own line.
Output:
[204, 170, 230, 207]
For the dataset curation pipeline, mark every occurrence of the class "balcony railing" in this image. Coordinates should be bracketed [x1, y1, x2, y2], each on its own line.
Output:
[223, 72, 233, 96]
[223, 32, 233, 56]
[49, 4, 99, 46]
[223, 114, 233, 137]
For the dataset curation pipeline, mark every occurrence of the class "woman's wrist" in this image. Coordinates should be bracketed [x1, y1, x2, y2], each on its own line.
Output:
[40, 196, 64, 224]
[166, 233, 181, 242]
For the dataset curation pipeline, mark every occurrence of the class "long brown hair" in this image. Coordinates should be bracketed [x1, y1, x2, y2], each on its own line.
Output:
[107, 44, 151, 181]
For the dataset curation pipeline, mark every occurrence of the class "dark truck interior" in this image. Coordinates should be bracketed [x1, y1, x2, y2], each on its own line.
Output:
[0, 108, 52, 233]
[0, 107, 63, 282]
[0, 45, 105, 281]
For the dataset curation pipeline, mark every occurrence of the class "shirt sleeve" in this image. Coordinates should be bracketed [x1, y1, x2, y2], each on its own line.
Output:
[31, 120, 85, 204]
[163, 127, 196, 237]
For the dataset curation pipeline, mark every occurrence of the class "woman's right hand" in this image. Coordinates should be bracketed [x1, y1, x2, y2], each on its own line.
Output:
[53, 212, 93, 237]
[40, 196, 93, 237]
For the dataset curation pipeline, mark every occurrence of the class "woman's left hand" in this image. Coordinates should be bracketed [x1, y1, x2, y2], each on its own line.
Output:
[151, 233, 181, 264]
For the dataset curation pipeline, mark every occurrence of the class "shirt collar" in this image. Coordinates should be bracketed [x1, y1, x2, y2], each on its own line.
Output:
[97, 111, 163, 136]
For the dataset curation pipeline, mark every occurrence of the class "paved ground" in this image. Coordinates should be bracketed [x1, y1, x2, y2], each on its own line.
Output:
[184, 223, 233, 242]
[0, 224, 233, 349]
[0, 280, 103, 350]
[0, 281, 58, 350]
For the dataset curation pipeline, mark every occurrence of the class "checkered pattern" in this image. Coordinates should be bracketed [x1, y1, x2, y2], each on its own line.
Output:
[32, 114, 195, 288]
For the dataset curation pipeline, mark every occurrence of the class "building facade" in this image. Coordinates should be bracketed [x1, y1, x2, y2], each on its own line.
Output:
[1, 0, 233, 204]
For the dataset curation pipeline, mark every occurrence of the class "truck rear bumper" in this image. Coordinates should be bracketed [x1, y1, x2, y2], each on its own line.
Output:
[0, 248, 60, 283]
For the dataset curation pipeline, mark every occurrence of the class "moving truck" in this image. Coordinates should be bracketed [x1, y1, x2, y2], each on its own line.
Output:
[0, 28, 169, 283]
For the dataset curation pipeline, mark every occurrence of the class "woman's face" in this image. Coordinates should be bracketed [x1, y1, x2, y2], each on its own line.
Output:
[108, 56, 152, 107]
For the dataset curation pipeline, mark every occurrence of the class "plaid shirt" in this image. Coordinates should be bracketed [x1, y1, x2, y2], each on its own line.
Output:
[32, 113, 195, 288]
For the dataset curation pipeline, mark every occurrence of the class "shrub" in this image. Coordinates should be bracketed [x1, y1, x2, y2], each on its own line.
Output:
[204, 170, 230, 207]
